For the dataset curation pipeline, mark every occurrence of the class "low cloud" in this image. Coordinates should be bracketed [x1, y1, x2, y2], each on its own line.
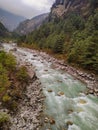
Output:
[0, 0, 55, 18]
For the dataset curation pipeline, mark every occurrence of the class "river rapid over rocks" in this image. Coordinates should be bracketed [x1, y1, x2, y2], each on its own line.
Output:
[2, 43, 98, 130]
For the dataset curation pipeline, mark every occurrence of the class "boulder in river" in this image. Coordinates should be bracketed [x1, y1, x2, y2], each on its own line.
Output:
[67, 109, 73, 114]
[48, 89, 53, 93]
[94, 88, 98, 93]
[57, 91, 65, 96]
[49, 118, 55, 125]
[88, 89, 94, 94]
[57, 80, 62, 83]
[79, 99, 87, 104]
[44, 69, 48, 72]
[44, 117, 49, 123]
[66, 121, 73, 126]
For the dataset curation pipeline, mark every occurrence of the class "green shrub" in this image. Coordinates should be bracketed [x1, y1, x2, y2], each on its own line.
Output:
[2, 94, 11, 103]
[5, 53, 16, 71]
[0, 112, 10, 124]
[10, 101, 18, 110]
[2, 94, 18, 111]
[0, 51, 16, 71]
[16, 66, 29, 83]
[0, 64, 10, 94]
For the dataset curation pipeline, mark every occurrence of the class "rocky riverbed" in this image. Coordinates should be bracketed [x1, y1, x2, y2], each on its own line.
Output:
[21, 48, 98, 97]
[3, 43, 98, 96]
[2, 43, 98, 130]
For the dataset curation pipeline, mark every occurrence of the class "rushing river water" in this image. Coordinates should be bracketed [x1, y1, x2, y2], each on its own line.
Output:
[3, 44, 98, 130]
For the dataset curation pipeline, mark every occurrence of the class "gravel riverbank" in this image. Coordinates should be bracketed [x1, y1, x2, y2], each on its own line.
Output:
[0, 45, 44, 130]
[10, 78, 43, 130]
[9, 50, 44, 130]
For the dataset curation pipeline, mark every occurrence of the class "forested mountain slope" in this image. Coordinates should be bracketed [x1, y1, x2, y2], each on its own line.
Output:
[18, 0, 98, 73]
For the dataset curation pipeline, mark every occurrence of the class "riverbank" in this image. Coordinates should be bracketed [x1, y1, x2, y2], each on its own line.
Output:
[9, 51, 44, 130]
[0, 45, 44, 130]
[3, 43, 98, 130]
[21, 47, 98, 97]
[10, 78, 43, 130]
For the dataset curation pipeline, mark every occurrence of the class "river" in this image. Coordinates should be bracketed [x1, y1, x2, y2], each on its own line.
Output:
[3, 43, 98, 130]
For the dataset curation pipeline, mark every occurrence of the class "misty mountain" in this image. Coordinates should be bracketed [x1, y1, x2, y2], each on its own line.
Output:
[15, 13, 49, 35]
[0, 8, 26, 31]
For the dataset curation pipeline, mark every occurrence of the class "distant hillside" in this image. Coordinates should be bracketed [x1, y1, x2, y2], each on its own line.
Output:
[15, 13, 49, 35]
[0, 8, 26, 31]
[0, 21, 9, 38]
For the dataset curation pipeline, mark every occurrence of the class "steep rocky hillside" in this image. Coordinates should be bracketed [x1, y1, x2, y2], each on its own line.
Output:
[50, 0, 98, 19]
[15, 13, 49, 35]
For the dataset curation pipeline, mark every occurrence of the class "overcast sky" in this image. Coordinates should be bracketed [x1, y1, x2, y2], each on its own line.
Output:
[0, 0, 55, 18]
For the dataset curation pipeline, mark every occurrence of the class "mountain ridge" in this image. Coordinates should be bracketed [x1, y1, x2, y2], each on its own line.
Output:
[15, 13, 49, 35]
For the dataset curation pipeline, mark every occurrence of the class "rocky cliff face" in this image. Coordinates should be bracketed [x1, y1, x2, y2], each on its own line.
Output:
[50, 0, 98, 19]
[15, 13, 48, 35]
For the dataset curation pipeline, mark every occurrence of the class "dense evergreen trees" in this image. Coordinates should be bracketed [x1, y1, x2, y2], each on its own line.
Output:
[18, 9, 98, 73]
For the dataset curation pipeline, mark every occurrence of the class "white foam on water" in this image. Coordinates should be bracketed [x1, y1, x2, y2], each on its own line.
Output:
[68, 124, 81, 130]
